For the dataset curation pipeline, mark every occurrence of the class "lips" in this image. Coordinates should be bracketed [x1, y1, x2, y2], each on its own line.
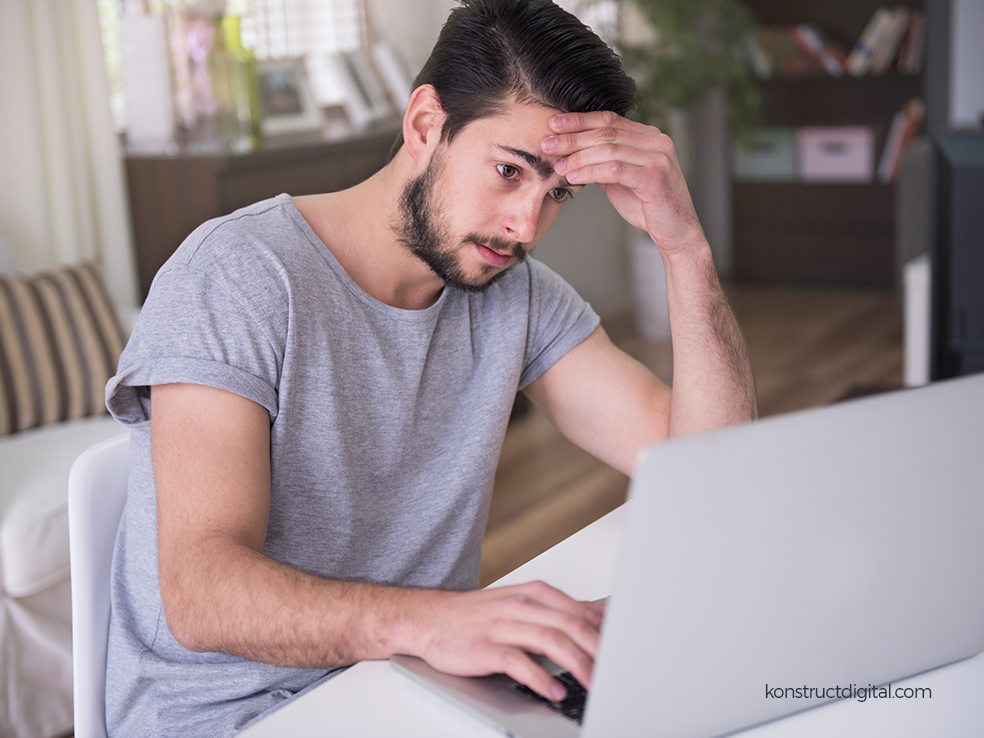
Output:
[476, 242, 513, 266]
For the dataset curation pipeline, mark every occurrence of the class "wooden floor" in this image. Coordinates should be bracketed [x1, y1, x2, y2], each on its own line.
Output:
[479, 284, 904, 586]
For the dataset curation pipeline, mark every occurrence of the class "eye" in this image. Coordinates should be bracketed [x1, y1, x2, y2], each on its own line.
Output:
[497, 163, 520, 180]
[549, 187, 574, 203]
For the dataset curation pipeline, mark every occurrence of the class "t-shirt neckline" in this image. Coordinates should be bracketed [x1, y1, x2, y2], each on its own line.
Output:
[278, 193, 450, 321]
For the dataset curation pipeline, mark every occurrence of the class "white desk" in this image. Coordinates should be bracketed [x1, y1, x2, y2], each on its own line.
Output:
[239, 505, 984, 737]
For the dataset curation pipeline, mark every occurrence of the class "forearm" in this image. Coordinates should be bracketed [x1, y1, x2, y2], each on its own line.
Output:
[163, 540, 426, 667]
[152, 385, 600, 700]
[661, 234, 757, 437]
[163, 541, 601, 701]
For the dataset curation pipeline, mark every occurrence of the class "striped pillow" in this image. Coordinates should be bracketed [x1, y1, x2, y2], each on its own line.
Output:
[0, 262, 125, 437]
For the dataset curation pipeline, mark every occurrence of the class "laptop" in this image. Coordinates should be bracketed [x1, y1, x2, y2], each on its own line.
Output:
[392, 373, 984, 737]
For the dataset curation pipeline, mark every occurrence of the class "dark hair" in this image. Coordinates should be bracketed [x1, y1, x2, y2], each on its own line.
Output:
[389, 0, 636, 159]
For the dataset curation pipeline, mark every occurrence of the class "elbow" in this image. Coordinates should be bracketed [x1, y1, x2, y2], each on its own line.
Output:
[161, 586, 209, 653]
[159, 563, 214, 653]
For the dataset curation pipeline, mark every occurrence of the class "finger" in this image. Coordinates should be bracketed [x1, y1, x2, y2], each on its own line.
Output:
[490, 620, 595, 694]
[494, 647, 571, 702]
[548, 110, 649, 136]
[497, 581, 605, 635]
[498, 596, 603, 664]
[543, 125, 664, 161]
[581, 599, 607, 616]
[564, 159, 656, 190]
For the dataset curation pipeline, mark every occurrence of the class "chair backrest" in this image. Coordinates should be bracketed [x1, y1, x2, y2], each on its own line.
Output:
[68, 433, 130, 738]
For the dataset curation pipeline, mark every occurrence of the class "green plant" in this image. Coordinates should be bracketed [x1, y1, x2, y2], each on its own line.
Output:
[615, 0, 763, 137]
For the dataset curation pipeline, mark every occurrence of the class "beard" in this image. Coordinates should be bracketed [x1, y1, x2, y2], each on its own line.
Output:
[395, 150, 527, 293]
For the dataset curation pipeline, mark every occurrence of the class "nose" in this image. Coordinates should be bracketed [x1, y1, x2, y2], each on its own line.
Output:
[501, 192, 543, 244]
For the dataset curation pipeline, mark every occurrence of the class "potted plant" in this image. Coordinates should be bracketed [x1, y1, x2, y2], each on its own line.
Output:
[615, 0, 762, 136]
[599, 0, 764, 336]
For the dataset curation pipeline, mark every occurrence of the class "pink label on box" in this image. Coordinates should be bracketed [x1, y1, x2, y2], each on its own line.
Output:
[797, 127, 874, 182]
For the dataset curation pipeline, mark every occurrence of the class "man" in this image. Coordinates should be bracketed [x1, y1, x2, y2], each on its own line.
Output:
[104, 0, 756, 734]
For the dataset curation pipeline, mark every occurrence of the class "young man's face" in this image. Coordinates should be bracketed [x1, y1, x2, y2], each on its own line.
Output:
[396, 99, 582, 292]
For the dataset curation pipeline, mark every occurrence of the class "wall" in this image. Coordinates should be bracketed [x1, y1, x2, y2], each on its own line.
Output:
[950, 0, 984, 128]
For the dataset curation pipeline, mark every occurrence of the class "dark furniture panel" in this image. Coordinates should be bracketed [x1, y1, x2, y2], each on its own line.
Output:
[734, 183, 894, 286]
[931, 132, 984, 379]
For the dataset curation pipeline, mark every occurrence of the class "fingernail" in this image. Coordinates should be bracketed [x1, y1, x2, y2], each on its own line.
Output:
[552, 115, 566, 128]
[567, 169, 579, 182]
[554, 159, 567, 174]
[550, 684, 567, 701]
[542, 136, 558, 151]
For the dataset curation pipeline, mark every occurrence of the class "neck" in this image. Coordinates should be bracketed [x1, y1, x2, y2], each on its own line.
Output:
[293, 152, 447, 310]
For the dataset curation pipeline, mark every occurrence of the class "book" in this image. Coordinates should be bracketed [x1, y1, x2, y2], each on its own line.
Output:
[743, 31, 774, 79]
[877, 98, 926, 183]
[847, 7, 895, 76]
[898, 10, 927, 75]
[753, 26, 827, 78]
[871, 6, 911, 75]
[790, 23, 847, 77]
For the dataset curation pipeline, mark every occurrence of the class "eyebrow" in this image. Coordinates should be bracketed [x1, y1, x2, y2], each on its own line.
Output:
[494, 145, 578, 189]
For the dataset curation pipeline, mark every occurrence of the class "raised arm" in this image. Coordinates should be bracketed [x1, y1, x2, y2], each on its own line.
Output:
[525, 112, 757, 473]
[152, 381, 601, 701]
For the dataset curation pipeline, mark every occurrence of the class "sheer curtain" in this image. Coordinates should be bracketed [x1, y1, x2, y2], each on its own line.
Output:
[0, 0, 139, 316]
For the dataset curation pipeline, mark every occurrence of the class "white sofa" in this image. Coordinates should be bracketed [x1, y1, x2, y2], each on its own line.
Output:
[0, 250, 133, 738]
[1, 417, 128, 738]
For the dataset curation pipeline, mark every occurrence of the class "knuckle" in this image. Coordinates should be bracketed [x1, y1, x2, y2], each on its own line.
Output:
[601, 110, 619, 126]
[499, 648, 523, 669]
[526, 580, 551, 595]
[602, 142, 619, 158]
[536, 626, 565, 649]
[599, 126, 618, 143]
[502, 594, 530, 614]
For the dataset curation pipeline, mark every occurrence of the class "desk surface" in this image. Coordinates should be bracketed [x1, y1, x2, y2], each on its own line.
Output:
[239, 505, 984, 737]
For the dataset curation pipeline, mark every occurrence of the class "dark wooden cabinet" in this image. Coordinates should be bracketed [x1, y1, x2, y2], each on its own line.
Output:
[125, 123, 398, 300]
[734, 0, 924, 287]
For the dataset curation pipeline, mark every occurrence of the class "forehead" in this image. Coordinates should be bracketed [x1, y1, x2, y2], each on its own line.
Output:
[445, 100, 567, 182]
[453, 99, 561, 152]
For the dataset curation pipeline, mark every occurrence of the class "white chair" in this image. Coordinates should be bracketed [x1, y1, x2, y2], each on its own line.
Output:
[68, 433, 130, 738]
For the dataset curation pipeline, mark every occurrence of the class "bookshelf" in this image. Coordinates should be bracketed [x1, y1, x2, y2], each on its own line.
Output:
[734, 0, 924, 287]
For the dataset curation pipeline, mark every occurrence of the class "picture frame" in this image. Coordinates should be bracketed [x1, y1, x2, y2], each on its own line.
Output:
[371, 42, 414, 113]
[329, 51, 392, 130]
[256, 58, 323, 136]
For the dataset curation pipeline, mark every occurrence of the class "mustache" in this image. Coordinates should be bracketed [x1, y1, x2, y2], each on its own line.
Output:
[464, 233, 526, 260]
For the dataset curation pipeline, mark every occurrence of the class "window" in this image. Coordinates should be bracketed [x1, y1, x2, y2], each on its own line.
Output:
[234, 0, 364, 107]
[558, 0, 621, 45]
[98, 0, 365, 133]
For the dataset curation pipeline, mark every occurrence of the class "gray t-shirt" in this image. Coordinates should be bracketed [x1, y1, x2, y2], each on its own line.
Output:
[104, 193, 599, 736]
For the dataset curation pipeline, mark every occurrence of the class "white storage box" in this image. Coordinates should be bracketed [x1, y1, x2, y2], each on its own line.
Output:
[732, 128, 797, 181]
[797, 126, 875, 182]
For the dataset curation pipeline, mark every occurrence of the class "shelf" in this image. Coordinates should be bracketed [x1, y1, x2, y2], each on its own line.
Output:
[730, 0, 926, 287]
[758, 74, 923, 130]
[733, 183, 894, 287]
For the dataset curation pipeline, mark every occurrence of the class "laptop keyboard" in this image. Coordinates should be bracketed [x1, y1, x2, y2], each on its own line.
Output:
[513, 671, 587, 725]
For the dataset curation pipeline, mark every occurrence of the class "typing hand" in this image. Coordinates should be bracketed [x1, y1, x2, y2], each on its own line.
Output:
[542, 111, 705, 256]
[408, 581, 604, 701]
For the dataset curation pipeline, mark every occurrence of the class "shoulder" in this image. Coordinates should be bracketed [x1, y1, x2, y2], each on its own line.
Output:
[150, 195, 328, 306]
[169, 195, 309, 273]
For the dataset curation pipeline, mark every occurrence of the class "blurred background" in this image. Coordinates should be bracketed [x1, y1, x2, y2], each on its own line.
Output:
[0, 1, 981, 735]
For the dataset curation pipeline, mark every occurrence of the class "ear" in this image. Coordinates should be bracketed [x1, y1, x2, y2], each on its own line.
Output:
[403, 84, 445, 164]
